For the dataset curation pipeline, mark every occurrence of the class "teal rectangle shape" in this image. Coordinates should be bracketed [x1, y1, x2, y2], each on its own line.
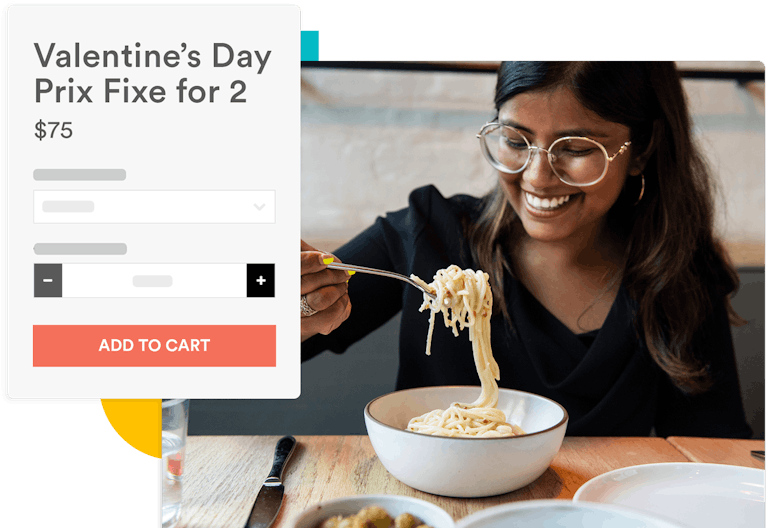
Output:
[301, 31, 319, 61]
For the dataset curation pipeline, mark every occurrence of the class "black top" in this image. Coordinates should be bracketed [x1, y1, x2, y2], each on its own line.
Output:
[303, 185, 752, 438]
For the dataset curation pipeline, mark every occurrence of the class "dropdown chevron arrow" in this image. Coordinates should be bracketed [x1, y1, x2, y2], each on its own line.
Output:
[254, 204, 266, 211]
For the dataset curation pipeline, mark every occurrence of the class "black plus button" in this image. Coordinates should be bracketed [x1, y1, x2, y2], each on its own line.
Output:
[246, 264, 274, 297]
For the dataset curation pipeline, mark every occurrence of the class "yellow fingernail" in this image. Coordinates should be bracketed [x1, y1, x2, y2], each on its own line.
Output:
[347, 270, 356, 276]
[323, 257, 334, 265]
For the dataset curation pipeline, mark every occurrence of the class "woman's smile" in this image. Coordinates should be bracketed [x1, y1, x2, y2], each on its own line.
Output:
[522, 190, 579, 214]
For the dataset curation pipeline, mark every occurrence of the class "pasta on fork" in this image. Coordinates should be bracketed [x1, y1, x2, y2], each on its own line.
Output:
[407, 265, 525, 438]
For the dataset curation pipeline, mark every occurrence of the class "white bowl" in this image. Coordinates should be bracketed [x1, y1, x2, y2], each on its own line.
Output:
[364, 386, 568, 497]
[288, 494, 455, 528]
[455, 500, 689, 528]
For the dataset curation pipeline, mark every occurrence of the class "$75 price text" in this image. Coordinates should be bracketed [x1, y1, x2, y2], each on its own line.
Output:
[34, 120, 72, 141]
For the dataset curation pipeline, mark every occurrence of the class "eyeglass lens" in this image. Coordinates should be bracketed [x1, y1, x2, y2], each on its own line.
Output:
[481, 125, 607, 185]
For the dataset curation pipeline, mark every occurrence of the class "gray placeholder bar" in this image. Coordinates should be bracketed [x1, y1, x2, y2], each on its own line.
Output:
[42, 201, 95, 213]
[34, 169, 126, 181]
[34, 243, 127, 255]
[133, 275, 173, 287]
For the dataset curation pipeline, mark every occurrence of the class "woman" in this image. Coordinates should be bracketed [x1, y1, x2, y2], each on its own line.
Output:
[300, 62, 752, 438]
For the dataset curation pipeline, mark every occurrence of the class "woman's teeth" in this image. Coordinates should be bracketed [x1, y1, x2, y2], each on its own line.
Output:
[525, 192, 571, 210]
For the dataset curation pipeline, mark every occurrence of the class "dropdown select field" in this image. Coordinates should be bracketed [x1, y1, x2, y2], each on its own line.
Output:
[33, 190, 276, 224]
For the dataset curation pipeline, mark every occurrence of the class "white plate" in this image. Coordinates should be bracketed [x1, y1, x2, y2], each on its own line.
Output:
[288, 494, 455, 528]
[455, 500, 688, 528]
[574, 463, 765, 528]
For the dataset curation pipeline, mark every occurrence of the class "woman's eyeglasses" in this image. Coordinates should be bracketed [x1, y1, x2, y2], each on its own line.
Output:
[477, 123, 631, 187]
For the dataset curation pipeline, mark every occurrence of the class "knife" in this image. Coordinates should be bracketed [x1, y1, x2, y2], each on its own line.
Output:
[244, 435, 297, 528]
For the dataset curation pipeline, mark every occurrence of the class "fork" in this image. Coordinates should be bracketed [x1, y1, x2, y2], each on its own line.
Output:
[326, 262, 438, 302]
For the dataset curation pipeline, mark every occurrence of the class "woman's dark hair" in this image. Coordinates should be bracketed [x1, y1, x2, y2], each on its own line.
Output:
[468, 61, 744, 394]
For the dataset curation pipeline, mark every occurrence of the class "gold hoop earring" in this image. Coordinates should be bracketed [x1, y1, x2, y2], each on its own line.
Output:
[634, 174, 645, 205]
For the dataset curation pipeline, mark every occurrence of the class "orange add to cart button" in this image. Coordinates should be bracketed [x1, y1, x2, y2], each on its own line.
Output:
[33, 325, 276, 367]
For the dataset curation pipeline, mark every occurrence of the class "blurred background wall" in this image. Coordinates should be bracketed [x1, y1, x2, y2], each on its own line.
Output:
[191, 62, 765, 439]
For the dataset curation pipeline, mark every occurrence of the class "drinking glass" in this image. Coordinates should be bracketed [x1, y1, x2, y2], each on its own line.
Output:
[162, 399, 189, 528]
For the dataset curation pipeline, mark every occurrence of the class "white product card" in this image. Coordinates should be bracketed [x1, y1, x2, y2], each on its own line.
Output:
[6, 4, 300, 398]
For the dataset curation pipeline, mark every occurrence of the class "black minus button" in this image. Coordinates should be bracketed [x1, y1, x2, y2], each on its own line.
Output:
[35, 263, 62, 297]
[247, 264, 275, 298]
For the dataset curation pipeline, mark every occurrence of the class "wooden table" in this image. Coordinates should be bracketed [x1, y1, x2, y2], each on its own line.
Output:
[176, 436, 764, 528]
[666, 436, 765, 469]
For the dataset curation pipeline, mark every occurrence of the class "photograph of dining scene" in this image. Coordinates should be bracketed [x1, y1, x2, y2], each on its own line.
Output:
[164, 62, 765, 528]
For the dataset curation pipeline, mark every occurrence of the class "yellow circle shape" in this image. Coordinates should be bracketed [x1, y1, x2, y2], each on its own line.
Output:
[101, 399, 161, 458]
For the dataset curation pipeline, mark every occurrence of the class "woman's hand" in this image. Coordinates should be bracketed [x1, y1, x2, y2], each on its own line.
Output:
[301, 240, 353, 342]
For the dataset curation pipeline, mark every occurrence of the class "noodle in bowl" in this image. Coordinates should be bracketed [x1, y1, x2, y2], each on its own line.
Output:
[364, 386, 568, 498]
[407, 266, 522, 438]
